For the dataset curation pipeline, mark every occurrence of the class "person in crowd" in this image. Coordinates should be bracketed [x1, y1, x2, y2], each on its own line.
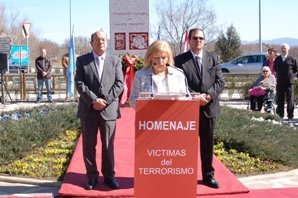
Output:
[61, 53, 69, 102]
[248, 66, 276, 112]
[35, 48, 53, 103]
[274, 43, 298, 121]
[129, 40, 189, 108]
[174, 28, 225, 189]
[75, 30, 124, 190]
[263, 47, 277, 75]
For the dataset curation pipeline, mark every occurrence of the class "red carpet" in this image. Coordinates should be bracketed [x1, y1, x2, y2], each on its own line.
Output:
[59, 105, 250, 197]
[0, 196, 51, 198]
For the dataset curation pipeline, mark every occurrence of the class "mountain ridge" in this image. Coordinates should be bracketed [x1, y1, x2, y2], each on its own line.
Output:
[242, 37, 298, 46]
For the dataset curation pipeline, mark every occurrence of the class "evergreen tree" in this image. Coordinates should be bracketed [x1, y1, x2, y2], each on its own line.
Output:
[215, 25, 242, 62]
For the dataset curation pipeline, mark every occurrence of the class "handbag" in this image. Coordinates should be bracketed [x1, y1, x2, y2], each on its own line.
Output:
[248, 86, 266, 96]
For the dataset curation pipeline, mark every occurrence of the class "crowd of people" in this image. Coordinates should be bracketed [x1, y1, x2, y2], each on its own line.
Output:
[34, 28, 297, 191]
[248, 44, 298, 121]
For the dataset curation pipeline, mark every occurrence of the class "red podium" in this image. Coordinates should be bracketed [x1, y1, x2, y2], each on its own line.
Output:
[134, 97, 200, 198]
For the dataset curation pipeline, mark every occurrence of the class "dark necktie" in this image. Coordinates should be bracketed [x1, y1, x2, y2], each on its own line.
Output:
[195, 56, 202, 77]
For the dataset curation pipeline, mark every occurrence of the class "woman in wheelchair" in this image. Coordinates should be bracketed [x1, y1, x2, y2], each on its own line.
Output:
[248, 66, 276, 112]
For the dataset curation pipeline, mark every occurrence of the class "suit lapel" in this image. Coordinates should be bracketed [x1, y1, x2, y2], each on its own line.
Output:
[202, 51, 212, 81]
[184, 51, 200, 78]
[202, 51, 207, 81]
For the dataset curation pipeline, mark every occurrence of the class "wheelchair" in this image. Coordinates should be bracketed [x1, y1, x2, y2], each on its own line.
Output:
[263, 91, 276, 114]
[248, 90, 276, 114]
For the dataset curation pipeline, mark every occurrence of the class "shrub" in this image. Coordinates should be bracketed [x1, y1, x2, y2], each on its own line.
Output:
[0, 104, 80, 165]
[0, 129, 80, 179]
[216, 106, 298, 167]
[0, 104, 296, 179]
[224, 77, 254, 99]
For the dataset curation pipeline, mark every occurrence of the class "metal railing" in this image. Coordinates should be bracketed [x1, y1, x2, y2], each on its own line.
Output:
[0, 72, 261, 103]
[1, 73, 67, 102]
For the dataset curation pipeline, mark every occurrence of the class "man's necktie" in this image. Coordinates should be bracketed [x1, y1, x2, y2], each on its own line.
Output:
[97, 56, 103, 80]
[195, 56, 202, 77]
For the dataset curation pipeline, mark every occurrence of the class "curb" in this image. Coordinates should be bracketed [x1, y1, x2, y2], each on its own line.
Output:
[0, 175, 61, 187]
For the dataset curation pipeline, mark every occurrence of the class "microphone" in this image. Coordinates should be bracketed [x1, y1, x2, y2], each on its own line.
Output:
[151, 73, 154, 98]
[166, 64, 190, 97]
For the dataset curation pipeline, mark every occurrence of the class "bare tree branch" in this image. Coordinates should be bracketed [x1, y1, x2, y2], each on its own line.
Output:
[155, 0, 218, 55]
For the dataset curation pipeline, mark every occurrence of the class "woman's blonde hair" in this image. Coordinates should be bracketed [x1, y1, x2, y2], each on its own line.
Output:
[143, 40, 174, 68]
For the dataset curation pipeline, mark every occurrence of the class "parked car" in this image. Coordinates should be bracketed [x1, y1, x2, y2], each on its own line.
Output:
[220, 52, 266, 73]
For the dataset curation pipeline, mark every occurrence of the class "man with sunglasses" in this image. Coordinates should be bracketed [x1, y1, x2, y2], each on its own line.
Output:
[174, 28, 225, 188]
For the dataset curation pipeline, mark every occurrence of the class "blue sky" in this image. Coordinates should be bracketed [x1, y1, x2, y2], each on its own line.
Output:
[1, 0, 297, 44]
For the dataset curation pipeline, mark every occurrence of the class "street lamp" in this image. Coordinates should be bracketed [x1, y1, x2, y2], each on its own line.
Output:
[259, 0, 262, 52]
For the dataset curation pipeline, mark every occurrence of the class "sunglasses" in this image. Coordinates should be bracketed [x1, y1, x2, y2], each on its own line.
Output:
[192, 36, 205, 41]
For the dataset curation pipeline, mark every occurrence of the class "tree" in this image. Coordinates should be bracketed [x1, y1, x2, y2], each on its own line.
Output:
[62, 36, 91, 57]
[0, 4, 62, 67]
[155, 0, 218, 55]
[214, 24, 242, 62]
[0, 6, 7, 34]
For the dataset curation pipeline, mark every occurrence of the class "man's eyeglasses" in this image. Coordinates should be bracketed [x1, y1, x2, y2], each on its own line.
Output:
[192, 37, 205, 41]
[262, 70, 269, 73]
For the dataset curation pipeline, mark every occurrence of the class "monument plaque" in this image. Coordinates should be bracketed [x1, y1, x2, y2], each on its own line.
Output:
[110, 0, 149, 56]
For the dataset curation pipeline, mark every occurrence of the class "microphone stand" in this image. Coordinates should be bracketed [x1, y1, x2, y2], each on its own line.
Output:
[166, 64, 190, 97]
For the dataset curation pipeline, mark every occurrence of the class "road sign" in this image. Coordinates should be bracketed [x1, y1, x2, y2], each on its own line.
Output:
[0, 37, 11, 44]
[22, 23, 31, 38]
[0, 44, 11, 53]
[10, 45, 29, 67]
[0, 37, 12, 58]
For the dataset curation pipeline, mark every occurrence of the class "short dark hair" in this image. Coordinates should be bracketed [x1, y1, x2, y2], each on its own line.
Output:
[188, 28, 205, 40]
[267, 47, 276, 54]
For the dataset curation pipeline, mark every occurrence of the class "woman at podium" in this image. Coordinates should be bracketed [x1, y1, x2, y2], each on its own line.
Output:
[129, 40, 189, 108]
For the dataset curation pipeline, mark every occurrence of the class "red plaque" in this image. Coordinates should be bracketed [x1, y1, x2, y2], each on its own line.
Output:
[114, 32, 126, 50]
[129, 32, 148, 50]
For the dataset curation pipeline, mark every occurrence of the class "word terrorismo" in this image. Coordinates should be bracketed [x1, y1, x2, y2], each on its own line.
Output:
[138, 120, 196, 131]
[138, 167, 195, 175]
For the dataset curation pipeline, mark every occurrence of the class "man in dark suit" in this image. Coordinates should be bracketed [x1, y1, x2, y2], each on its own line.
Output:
[273, 43, 298, 121]
[174, 28, 225, 188]
[75, 30, 124, 190]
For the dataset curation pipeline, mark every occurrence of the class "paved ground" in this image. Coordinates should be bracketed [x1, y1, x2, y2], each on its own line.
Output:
[1, 92, 298, 197]
[0, 176, 60, 197]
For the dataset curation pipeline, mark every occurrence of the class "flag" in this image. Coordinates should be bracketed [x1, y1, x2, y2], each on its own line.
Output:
[120, 54, 136, 104]
[67, 33, 76, 98]
[184, 29, 189, 52]
[157, 26, 161, 40]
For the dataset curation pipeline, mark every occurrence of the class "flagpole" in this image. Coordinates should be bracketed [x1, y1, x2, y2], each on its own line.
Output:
[67, 0, 75, 99]
[70, 0, 72, 37]
[259, 0, 262, 52]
